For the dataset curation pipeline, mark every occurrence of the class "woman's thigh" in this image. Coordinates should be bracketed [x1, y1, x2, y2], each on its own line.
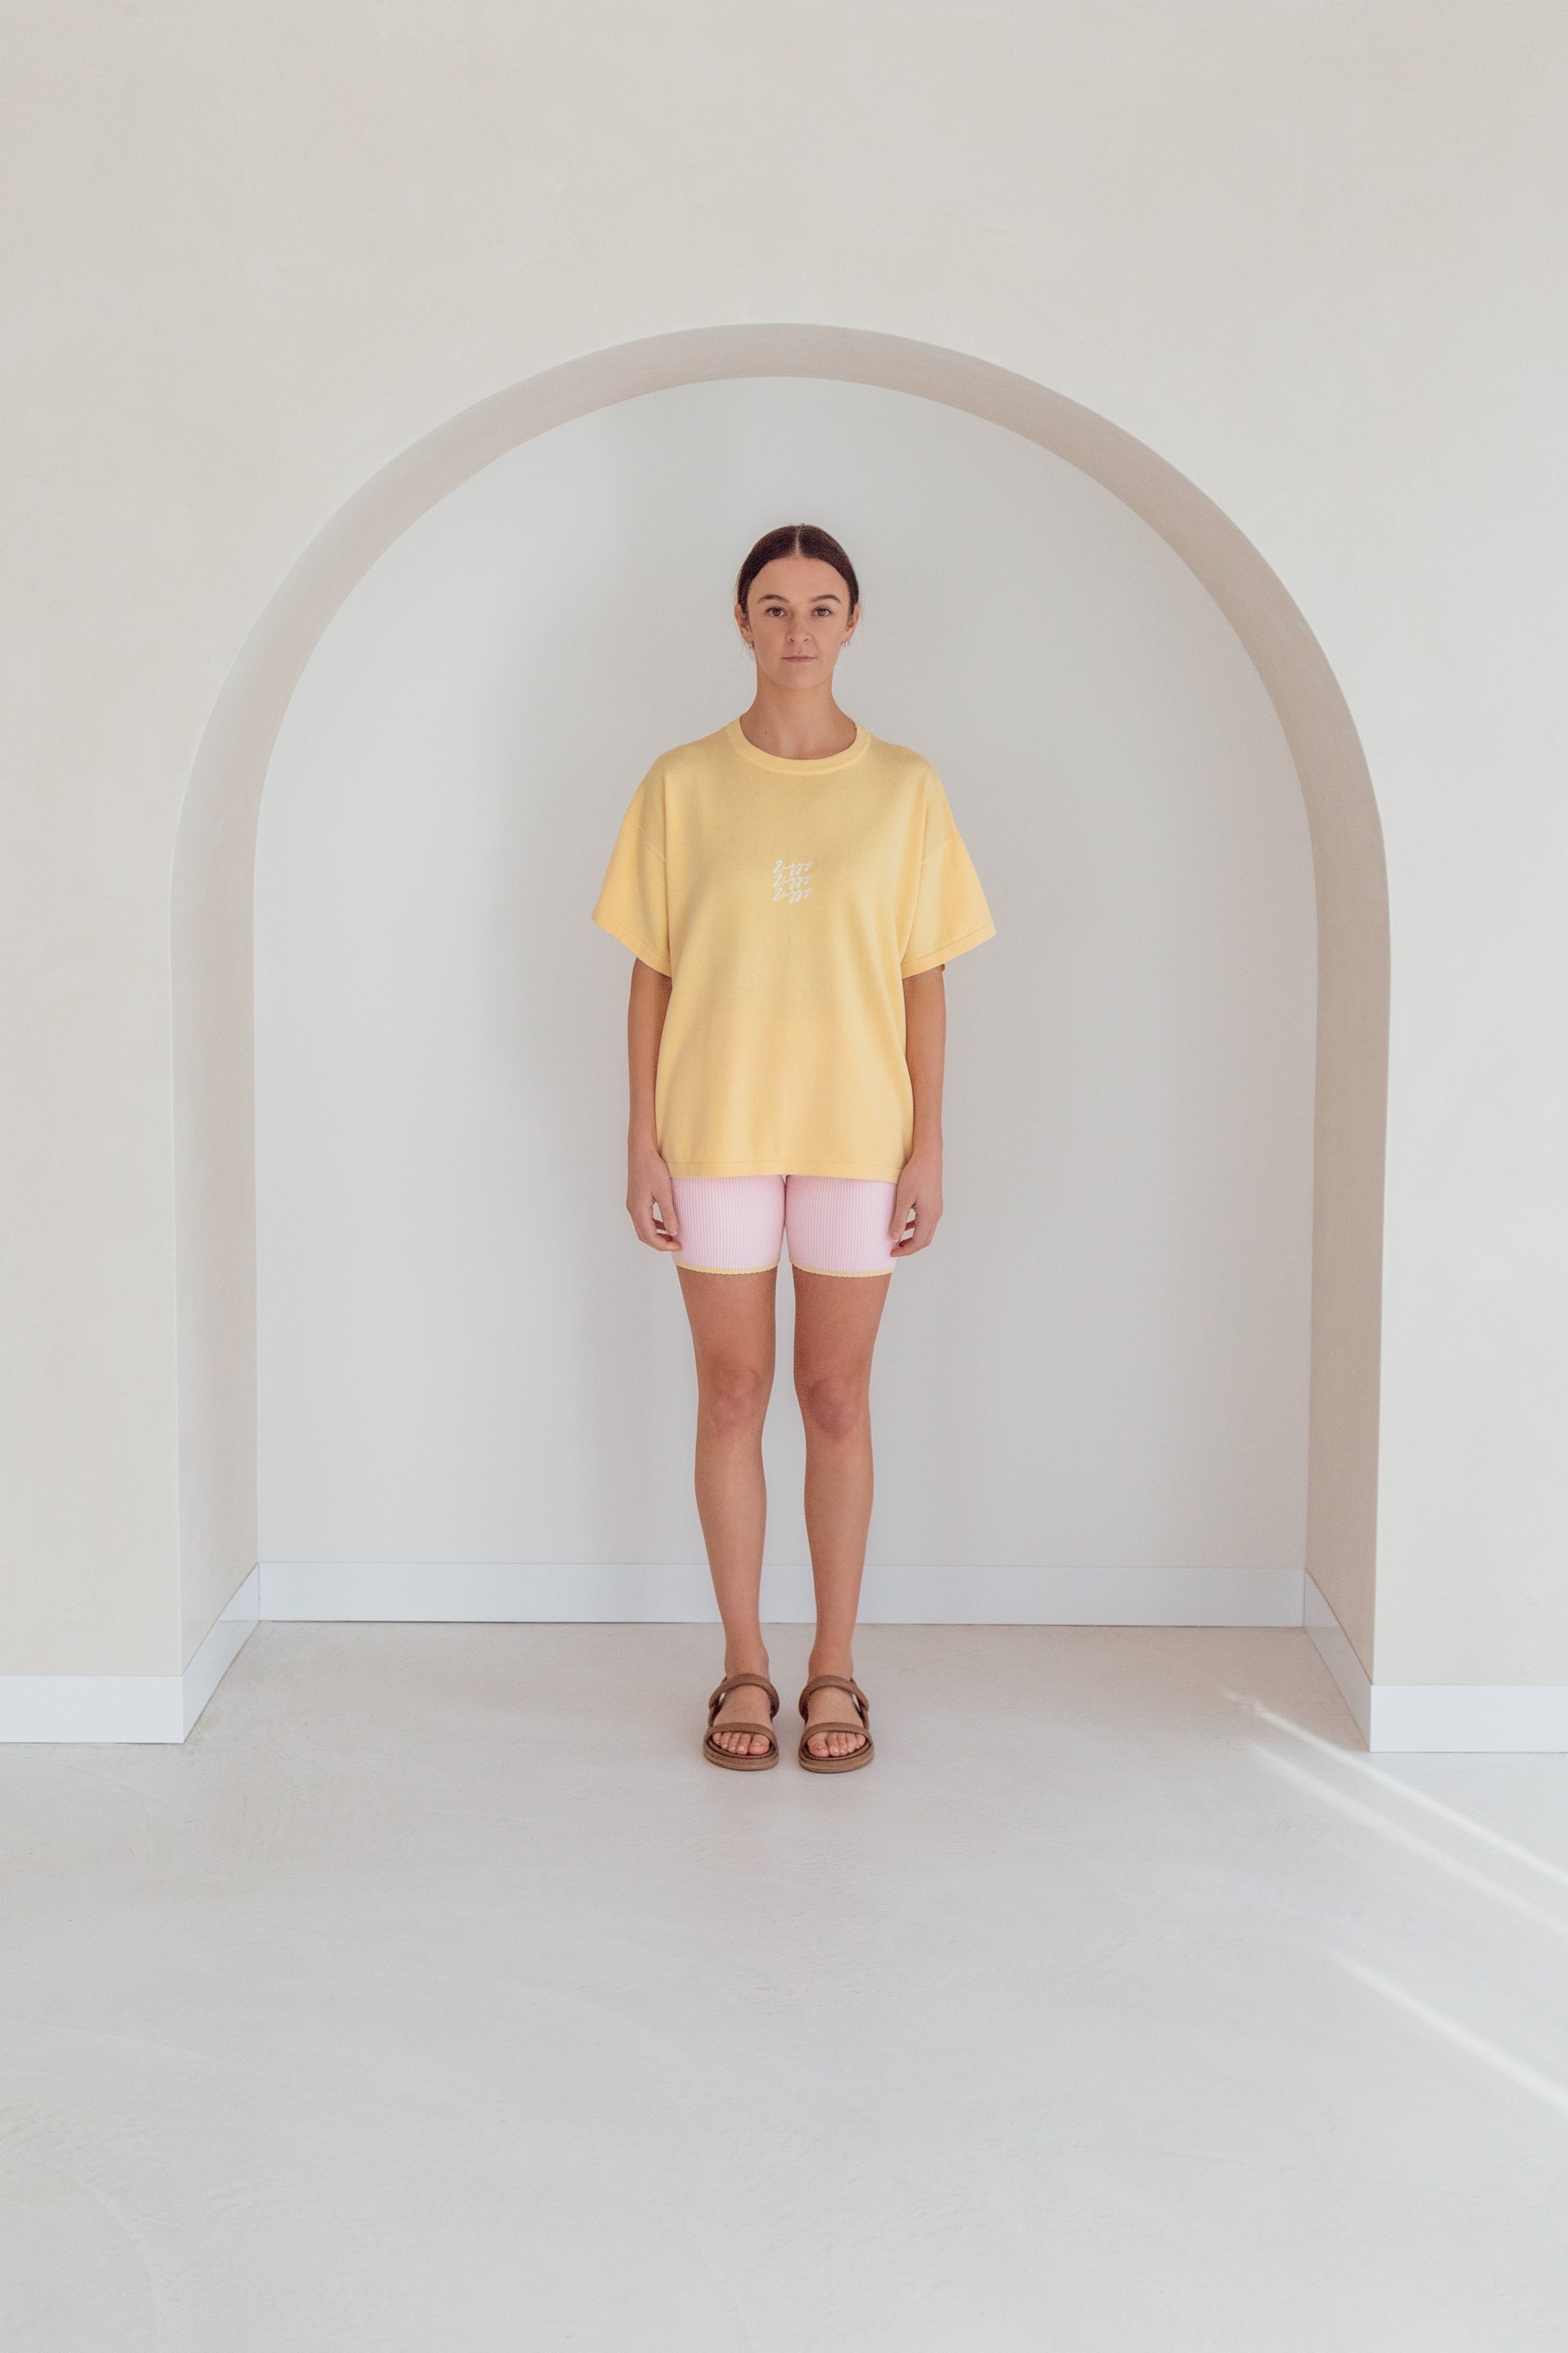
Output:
[782, 1178, 895, 1398]
[669, 1178, 786, 1407]
[791, 1261, 891, 1400]
[676, 1264, 779, 1404]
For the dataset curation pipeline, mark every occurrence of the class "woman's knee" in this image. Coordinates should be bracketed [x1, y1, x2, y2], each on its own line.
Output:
[698, 1357, 772, 1438]
[796, 1367, 869, 1441]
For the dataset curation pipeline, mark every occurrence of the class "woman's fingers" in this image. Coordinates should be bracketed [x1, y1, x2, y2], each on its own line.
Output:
[651, 1198, 682, 1249]
[891, 1192, 939, 1253]
[628, 1156, 682, 1249]
[653, 1182, 681, 1246]
[632, 1190, 681, 1248]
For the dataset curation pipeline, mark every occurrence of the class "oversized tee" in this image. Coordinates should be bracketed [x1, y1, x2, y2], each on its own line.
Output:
[590, 719, 995, 1180]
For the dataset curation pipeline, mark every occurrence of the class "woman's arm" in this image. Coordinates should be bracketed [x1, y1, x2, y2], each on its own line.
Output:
[627, 958, 682, 1250]
[892, 966, 946, 1254]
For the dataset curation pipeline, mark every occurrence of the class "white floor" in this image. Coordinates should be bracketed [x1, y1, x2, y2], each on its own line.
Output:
[2, 1626, 1567, 2350]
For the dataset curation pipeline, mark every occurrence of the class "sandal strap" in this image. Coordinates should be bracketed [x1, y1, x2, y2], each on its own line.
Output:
[797, 1675, 868, 1726]
[708, 1673, 780, 1725]
[706, 1723, 777, 1749]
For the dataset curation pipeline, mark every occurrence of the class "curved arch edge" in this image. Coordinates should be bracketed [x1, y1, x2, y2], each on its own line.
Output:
[171, 324, 1389, 1682]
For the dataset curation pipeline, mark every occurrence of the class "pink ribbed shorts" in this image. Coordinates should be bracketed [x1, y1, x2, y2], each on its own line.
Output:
[668, 1174, 906, 1276]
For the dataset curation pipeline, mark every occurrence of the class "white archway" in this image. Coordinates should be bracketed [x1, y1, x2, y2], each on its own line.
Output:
[171, 324, 1388, 1682]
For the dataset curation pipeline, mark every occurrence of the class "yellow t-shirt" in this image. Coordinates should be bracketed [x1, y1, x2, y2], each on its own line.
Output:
[591, 719, 996, 1180]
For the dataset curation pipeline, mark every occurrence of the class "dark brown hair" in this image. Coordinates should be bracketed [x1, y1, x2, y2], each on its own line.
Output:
[735, 524, 860, 618]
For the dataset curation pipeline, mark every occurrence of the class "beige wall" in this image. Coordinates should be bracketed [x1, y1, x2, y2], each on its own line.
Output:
[254, 377, 1319, 1581]
[4, 2, 1563, 1683]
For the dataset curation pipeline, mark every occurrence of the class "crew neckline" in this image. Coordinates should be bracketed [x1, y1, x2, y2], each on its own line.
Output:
[724, 717, 871, 775]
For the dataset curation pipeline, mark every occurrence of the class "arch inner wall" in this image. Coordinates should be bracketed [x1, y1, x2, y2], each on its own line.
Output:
[254, 374, 1318, 1586]
[172, 326, 1388, 1674]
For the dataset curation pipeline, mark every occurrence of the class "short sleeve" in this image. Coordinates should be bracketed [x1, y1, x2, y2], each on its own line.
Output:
[900, 772, 997, 978]
[591, 768, 670, 976]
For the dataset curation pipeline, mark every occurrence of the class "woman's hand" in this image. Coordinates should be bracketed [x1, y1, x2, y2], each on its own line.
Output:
[897, 968, 946, 1254]
[628, 1142, 683, 1251]
[891, 1148, 943, 1255]
[625, 962, 680, 1250]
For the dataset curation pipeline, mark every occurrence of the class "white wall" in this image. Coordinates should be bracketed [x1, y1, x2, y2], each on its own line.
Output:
[9, 0, 1566, 1694]
[255, 377, 1316, 1582]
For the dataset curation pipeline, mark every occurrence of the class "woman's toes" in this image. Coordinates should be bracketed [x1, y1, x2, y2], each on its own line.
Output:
[712, 1715, 773, 1755]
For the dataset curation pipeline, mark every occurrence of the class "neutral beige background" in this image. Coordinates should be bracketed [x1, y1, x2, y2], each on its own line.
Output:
[254, 376, 1316, 1577]
[4, 2, 1565, 1684]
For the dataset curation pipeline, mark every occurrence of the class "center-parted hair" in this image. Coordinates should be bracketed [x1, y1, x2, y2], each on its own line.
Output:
[735, 524, 861, 618]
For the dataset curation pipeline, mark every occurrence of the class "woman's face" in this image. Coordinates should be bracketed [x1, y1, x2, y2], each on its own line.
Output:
[736, 556, 858, 691]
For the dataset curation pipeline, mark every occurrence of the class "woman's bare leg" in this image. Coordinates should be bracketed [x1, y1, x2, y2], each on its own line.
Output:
[793, 1267, 892, 1760]
[676, 1265, 778, 1757]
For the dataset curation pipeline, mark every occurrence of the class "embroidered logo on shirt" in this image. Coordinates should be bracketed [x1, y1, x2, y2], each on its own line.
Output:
[772, 858, 813, 905]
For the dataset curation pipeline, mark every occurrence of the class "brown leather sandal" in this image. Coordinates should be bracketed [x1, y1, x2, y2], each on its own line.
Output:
[702, 1673, 781, 1771]
[797, 1676, 874, 1773]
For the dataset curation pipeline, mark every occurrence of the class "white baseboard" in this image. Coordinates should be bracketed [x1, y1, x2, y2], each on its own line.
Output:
[0, 1562, 1296, 1745]
[0, 1567, 260, 1744]
[10, 1563, 1568, 1750]
[1365, 1683, 1568, 1753]
[1304, 1571, 1373, 1742]
[181, 1566, 261, 1734]
[1303, 1572, 1568, 1752]
[257, 1560, 1308, 1628]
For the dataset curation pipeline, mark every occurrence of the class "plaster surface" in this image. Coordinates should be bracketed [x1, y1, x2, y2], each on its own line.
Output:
[3, 1625, 1567, 2347]
[6, 1, 1567, 1685]
[254, 376, 1316, 1589]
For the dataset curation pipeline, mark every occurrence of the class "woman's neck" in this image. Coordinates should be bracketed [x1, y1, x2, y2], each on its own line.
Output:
[737, 683, 858, 762]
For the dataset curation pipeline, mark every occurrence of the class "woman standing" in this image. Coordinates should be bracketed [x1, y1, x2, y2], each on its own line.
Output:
[591, 525, 995, 1773]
